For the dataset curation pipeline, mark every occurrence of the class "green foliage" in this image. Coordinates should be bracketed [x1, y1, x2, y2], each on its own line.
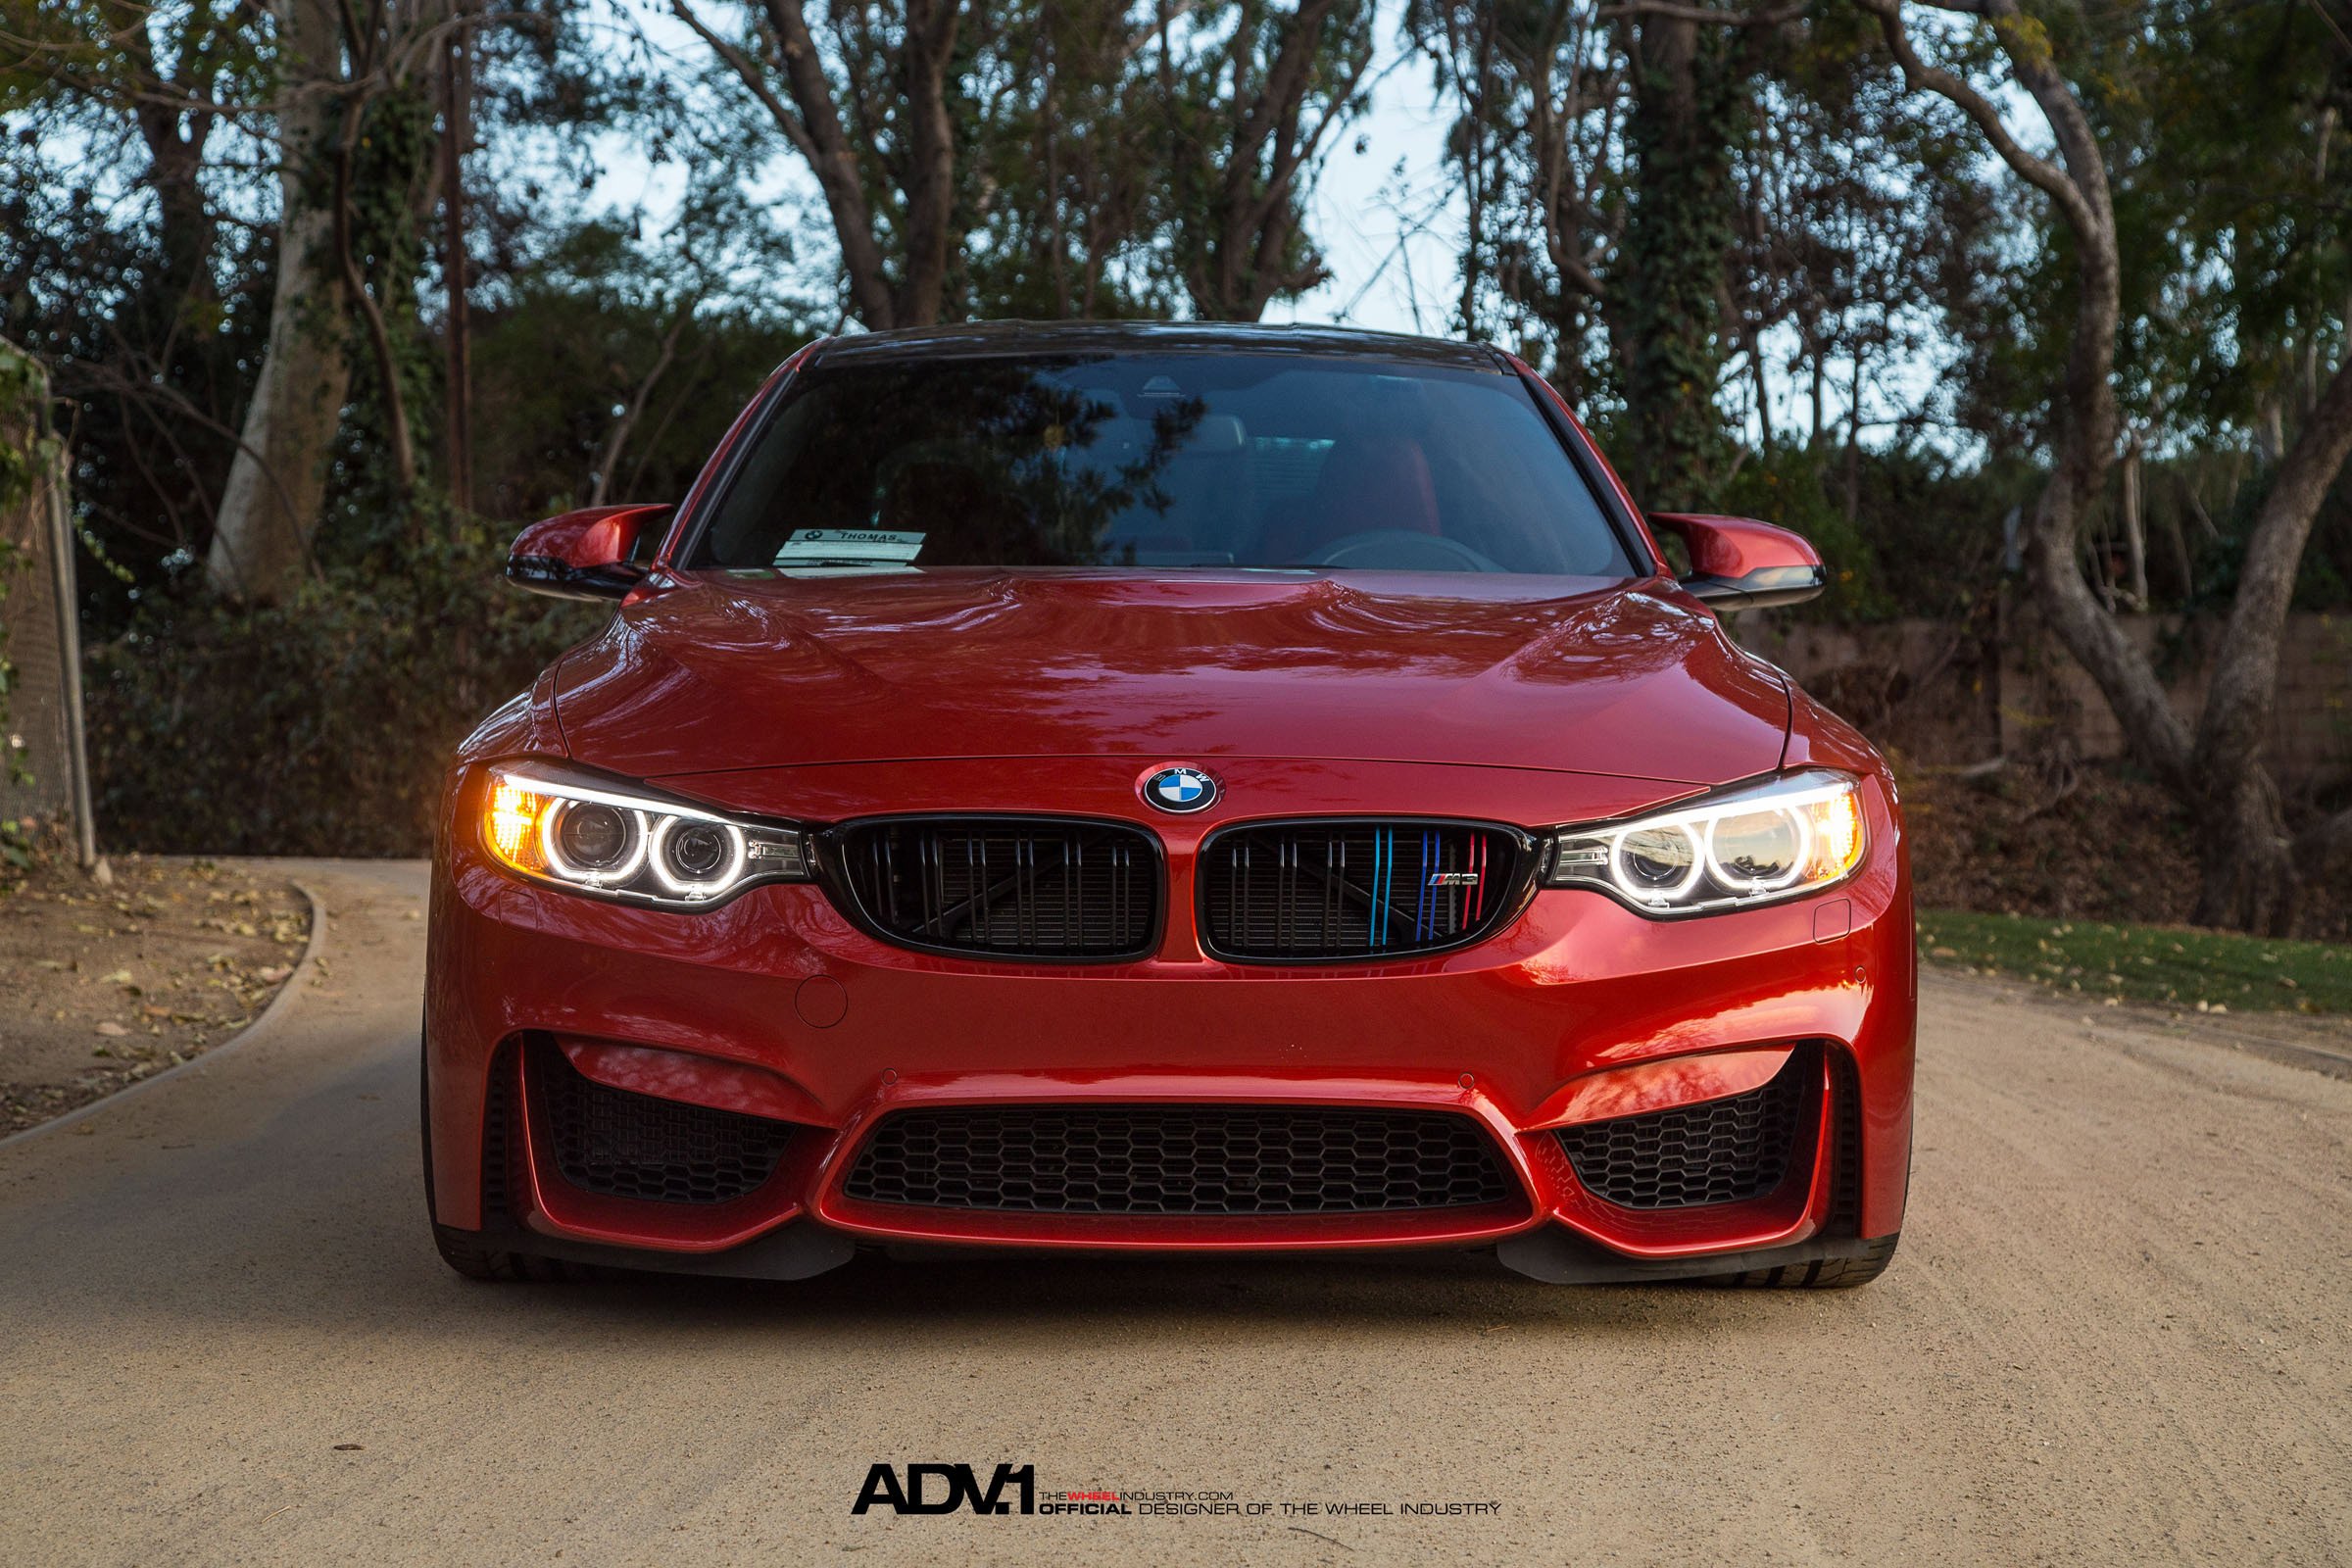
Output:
[1712, 445, 1889, 620]
[327, 79, 444, 528]
[2172, 455, 2352, 618]
[463, 210, 810, 522]
[84, 527, 603, 857]
[2088, 0, 2349, 450]
[1719, 440, 2041, 622]
[12, 0, 2352, 875]
[0, 340, 55, 513]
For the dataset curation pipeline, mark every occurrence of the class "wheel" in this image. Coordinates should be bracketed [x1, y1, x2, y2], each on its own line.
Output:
[1707, 1233, 1900, 1290]
[421, 1019, 567, 1282]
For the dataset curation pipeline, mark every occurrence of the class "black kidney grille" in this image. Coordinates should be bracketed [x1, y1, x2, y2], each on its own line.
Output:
[1556, 1051, 1808, 1209]
[1200, 821, 1523, 959]
[836, 819, 1156, 958]
[845, 1105, 1516, 1214]
[529, 1040, 797, 1204]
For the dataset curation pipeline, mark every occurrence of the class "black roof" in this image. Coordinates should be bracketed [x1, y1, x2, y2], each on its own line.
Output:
[804, 319, 1506, 371]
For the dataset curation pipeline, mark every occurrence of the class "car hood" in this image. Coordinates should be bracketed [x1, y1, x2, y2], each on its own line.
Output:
[552, 568, 1790, 786]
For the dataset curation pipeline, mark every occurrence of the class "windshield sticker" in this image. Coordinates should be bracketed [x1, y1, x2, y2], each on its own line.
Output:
[773, 527, 925, 564]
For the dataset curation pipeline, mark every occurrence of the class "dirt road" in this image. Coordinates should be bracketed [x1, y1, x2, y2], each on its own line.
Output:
[2, 860, 2345, 1566]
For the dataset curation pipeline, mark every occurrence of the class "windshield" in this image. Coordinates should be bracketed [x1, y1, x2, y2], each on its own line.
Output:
[690, 351, 1636, 577]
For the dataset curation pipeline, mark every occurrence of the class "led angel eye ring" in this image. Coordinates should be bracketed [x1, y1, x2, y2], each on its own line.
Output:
[1609, 821, 1704, 903]
[1703, 806, 1811, 895]
[647, 814, 749, 898]
[538, 801, 650, 884]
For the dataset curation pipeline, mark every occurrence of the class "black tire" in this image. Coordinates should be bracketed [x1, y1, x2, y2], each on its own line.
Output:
[431, 1223, 576, 1281]
[1708, 1233, 1899, 1290]
[421, 1018, 566, 1283]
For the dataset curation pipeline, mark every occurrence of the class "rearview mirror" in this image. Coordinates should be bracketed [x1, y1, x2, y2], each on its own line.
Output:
[504, 505, 673, 601]
[1646, 513, 1827, 612]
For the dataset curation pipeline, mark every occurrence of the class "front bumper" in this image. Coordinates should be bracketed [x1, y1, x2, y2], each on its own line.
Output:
[425, 757, 1915, 1279]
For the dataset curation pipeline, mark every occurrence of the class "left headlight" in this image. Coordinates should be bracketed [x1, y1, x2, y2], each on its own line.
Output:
[1546, 769, 1866, 917]
[480, 760, 811, 908]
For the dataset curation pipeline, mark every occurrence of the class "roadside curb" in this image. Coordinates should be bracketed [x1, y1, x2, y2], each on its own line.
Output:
[0, 879, 331, 1152]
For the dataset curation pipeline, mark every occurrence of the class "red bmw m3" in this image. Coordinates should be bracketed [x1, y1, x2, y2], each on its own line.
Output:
[423, 321, 1913, 1289]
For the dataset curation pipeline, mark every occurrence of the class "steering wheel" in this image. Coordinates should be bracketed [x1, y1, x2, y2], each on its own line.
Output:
[1301, 529, 1504, 573]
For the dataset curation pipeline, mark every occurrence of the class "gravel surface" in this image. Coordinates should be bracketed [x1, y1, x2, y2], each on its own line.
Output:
[0, 860, 2344, 1565]
[0, 854, 311, 1134]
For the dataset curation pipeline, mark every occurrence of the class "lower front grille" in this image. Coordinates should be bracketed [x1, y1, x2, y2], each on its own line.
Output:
[1199, 820, 1530, 960]
[845, 1104, 1516, 1215]
[1826, 1047, 1863, 1235]
[529, 1040, 797, 1204]
[832, 817, 1158, 960]
[1557, 1051, 1807, 1209]
[479, 1045, 516, 1221]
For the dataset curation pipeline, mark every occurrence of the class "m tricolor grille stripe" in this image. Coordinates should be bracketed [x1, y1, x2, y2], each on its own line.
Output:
[1200, 820, 1531, 961]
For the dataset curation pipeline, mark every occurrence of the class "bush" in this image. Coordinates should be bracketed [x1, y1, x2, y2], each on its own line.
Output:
[85, 524, 603, 857]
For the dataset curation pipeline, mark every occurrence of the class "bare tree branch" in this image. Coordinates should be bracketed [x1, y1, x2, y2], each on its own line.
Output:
[590, 304, 695, 507]
[1852, 0, 2099, 240]
[1595, 2, 1805, 25]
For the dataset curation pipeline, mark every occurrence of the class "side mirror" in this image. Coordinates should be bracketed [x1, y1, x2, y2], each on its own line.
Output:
[504, 504, 674, 601]
[1646, 513, 1827, 612]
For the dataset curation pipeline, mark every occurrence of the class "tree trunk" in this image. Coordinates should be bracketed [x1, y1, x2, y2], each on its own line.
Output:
[891, 0, 963, 327]
[204, 0, 349, 604]
[2185, 355, 2352, 925]
[331, 82, 419, 498]
[1856, 0, 2352, 932]
[1619, 9, 1739, 506]
[440, 10, 473, 513]
[1180, 0, 1370, 321]
[671, 0, 959, 329]
[2189, 770, 2298, 937]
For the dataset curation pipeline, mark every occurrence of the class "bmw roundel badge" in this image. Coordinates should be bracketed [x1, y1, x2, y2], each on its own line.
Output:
[1143, 765, 1218, 814]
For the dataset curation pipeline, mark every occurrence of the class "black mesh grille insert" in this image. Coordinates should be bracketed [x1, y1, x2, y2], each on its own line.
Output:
[529, 1040, 797, 1204]
[1827, 1048, 1863, 1235]
[1557, 1052, 1807, 1209]
[1200, 821, 1526, 960]
[835, 818, 1157, 959]
[845, 1105, 1515, 1214]
[479, 1046, 515, 1221]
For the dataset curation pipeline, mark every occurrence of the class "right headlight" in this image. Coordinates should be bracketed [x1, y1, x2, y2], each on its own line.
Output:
[1545, 769, 1866, 917]
[479, 759, 810, 908]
